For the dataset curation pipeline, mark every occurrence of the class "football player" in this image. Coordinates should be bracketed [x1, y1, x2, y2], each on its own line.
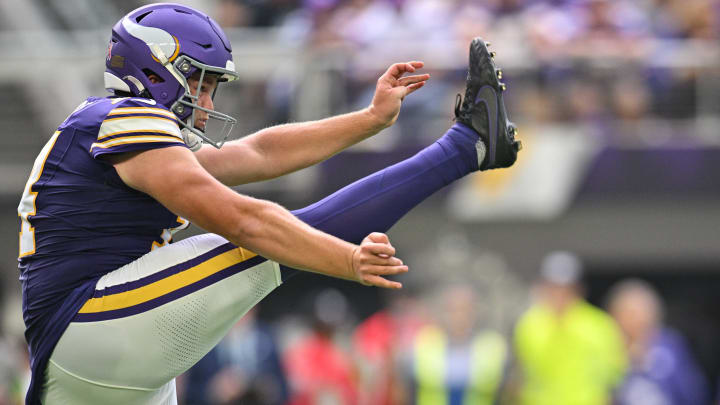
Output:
[17, 3, 520, 404]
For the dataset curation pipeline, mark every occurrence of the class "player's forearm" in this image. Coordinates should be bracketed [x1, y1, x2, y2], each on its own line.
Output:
[195, 108, 386, 185]
[235, 108, 387, 182]
[170, 183, 360, 281]
[199, 62, 428, 186]
[221, 198, 359, 281]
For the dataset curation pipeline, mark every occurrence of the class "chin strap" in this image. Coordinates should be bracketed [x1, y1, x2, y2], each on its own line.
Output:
[181, 128, 203, 152]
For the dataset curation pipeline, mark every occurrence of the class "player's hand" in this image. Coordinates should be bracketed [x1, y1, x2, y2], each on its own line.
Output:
[368, 61, 430, 128]
[351, 232, 408, 289]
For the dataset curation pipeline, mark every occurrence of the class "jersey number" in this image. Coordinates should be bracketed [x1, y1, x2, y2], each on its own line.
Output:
[151, 216, 190, 250]
[18, 131, 61, 258]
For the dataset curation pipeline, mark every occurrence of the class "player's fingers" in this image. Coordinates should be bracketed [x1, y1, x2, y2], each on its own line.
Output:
[370, 264, 408, 276]
[393, 80, 426, 101]
[387, 63, 414, 78]
[382, 61, 424, 81]
[366, 232, 390, 244]
[367, 233, 391, 258]
[363, 254, 404, 266]
[363, 242, 396, 258]
[397, 74, 430, 87]
[404, 81, 426, 96]
[357, 265, 408, 286]
[394, 61, 424, 74]
[363, 274, 403, 289]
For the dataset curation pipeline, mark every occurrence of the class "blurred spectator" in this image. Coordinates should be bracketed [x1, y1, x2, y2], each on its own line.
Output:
[452, 3, 493, 45]
[570, 0, 650, 58]
[565, 77, 607, 123]
[215, 0, 254, 28]
[284, 289, 358, 405]
[523, 1, 584, 63]
[406, 284, 507, 405]
[396, 0, 457, 44]
[607, 279, 710, 405]
[328, 0, 398, 47]
[651, 0, 719, 40]
[352, 292, 429, 405]
[611, 74, 651, 122]
[0, 334, 28, 405]
[216, 0, 301, 28]
[486, 0, 528, 17]
[182, 308, 289, 405]
[510, 251, 627, 405]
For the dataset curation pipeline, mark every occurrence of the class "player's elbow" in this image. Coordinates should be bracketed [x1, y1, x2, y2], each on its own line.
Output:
[223, 198, 282, 248]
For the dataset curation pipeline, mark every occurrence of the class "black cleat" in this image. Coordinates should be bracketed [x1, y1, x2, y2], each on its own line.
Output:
[455, 38, 521, 170]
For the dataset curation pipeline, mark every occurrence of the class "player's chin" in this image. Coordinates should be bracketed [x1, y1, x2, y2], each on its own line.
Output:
[194, 120, 207, 131]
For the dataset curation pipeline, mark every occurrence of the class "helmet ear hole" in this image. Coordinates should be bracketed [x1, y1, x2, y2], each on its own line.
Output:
[142, 69, 165, 83]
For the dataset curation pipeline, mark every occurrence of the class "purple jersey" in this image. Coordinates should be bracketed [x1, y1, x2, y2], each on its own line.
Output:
[17, 96, 189, 403]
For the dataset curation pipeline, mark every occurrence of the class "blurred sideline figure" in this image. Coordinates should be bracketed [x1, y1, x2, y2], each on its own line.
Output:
[607, 279, 710, 405]
[510, 251, 627, 405]
[284, 289, 357, 405]
[16, 2, 520, 404]
[352, 291, 429, 405]
[0, 334, 29, 405]
[408, 284, 507, 405]
[180, 307, 289, 405]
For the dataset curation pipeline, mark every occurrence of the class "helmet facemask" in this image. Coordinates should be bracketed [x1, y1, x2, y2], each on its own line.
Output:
[170, 55, 238, 149]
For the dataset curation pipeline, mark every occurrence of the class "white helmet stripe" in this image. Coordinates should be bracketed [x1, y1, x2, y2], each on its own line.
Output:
[122, 17, 176, 64]
[122, 17, 186, 86]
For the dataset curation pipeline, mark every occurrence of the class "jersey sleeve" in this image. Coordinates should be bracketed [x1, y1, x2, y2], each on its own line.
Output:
[90, 98, 188, 158]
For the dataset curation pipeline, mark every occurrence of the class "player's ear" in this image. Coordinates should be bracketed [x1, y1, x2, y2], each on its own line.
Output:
[147, 74, 162, 84]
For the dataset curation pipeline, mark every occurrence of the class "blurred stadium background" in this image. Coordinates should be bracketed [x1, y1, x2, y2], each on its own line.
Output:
[0, 0, 719, 403]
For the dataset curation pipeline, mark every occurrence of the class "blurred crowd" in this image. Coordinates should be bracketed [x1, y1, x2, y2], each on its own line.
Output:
[210, 0, 720, 145]
[173, 251, 712, 405]
[214, 0, 717, 42]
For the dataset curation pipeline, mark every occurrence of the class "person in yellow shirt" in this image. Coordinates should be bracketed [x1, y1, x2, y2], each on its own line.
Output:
[511, 251, 627, 405]
[411, 285, 507, 405]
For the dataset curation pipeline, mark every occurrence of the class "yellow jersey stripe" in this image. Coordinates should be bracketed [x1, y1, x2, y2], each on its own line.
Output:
[78, 248, 257, 313]
[108, 107, 177, 119]
[102, 115, 177, 124]
[90, 135, 185, 151]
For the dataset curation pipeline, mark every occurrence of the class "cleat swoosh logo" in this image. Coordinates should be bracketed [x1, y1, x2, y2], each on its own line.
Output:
[474, 85, 498, 167]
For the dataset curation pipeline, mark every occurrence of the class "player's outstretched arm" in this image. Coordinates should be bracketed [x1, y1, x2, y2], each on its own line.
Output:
[108, 146, 407, 288]
[195, 62, 430, 186]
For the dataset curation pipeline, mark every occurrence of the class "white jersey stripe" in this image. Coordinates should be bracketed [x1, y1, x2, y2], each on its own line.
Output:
[97, 128, 181, 141]
[102, 115, 177, 125]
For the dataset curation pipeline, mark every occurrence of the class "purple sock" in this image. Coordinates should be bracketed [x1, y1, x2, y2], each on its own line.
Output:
[281, 123, 480, 279]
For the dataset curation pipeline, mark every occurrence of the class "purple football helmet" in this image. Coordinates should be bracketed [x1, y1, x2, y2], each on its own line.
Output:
[105, 3, 239, 148]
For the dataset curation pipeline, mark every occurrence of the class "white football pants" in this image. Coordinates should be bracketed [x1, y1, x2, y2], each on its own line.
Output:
[42, 233, 281, 404]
